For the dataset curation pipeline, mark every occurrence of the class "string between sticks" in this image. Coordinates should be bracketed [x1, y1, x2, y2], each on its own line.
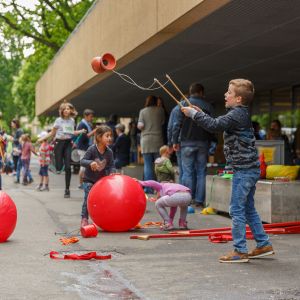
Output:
[112, 70, 170, 91]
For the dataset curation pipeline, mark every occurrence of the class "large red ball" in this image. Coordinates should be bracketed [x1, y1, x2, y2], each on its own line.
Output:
[0, 191, 17, 243]
[88, 174, 146, 232]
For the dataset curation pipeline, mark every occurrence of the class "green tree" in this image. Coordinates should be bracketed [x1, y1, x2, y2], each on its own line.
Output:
[0, 0, 95, 125]
[0, 34, 23, 129]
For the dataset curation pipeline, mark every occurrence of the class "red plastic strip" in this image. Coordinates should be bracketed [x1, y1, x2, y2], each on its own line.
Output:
[50, 251, 111, 260]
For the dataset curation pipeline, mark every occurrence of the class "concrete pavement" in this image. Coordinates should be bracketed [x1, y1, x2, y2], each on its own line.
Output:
[1, 159, 300, 300]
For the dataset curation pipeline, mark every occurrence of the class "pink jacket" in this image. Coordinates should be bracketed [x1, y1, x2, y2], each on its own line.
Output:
[139, 180, 190, 197]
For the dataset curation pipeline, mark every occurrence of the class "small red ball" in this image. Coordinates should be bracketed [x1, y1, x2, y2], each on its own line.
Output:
[88, 174, 146, 232]
[0, 191, 17, 242]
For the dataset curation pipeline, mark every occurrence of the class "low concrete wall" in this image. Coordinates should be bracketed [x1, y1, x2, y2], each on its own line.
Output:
[206, 175, 300, 223]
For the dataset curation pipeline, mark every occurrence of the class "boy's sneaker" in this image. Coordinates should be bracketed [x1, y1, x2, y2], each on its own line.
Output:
[179, 219, 189, 230]
[219, 251, 249, 263]
[248, 245, 275, 259]
[160, 222, 174, 231]
[64, 189, 70, 198]
[28, 179, 34, 184]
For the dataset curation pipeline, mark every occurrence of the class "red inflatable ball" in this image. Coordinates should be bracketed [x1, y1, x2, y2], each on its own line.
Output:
[0, 191, 17, 243]
[88, 174, 146, 232]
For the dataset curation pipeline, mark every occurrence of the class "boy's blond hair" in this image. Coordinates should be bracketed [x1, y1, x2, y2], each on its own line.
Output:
[229, 79, 254, 105]
[159, 145, 169, 156]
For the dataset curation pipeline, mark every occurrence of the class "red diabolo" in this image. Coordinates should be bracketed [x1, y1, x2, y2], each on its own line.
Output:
[91, 53, 116, 73]
[87, 174, 146, 232]
[0, 191, 17, 243]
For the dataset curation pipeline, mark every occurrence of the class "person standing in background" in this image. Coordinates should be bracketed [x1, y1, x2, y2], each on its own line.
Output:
[76, 109, 97, 189]
[138, 95, 165, 193]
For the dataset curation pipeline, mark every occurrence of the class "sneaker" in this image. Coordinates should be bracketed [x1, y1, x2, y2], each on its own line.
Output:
[160, 222, 174, 231]
[40, 186, 49, 191]
[81, 218, 89, 228]
[219, 251, 249, 263]
[36, 185, 43, 191]
[78, 184, 84, 190]
[22, 181, 28, 186]
[248, 245, 275, 259]
[14, 180, 20, 184]
[28, 179, 34, 184]
[179, 219, 189, 230]
[64, 189, 70, 198]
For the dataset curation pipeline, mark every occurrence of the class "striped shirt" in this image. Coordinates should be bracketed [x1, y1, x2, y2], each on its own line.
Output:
[39, 142, 52, 166]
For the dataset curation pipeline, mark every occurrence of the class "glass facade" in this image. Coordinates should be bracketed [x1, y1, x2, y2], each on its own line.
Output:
[251, 85, 300, 165]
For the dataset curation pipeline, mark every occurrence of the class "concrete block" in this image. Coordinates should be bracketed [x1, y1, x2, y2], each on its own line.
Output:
[206, 175, 300, 223]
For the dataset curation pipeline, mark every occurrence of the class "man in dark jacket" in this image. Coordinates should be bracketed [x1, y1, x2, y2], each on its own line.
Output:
[172, 83, 214, 207]
[112, 123, 130, 169]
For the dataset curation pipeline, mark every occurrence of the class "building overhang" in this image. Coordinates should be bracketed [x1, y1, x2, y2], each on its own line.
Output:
[36, 0, 300, 117]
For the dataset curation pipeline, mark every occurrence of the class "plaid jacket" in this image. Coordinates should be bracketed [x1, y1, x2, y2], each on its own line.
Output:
[192, 106, 259, 170]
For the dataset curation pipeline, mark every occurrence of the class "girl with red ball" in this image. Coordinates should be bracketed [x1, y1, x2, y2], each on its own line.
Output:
[80, 125, 116, 228]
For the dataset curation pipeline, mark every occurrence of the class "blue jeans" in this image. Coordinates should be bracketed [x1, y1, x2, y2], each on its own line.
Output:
[175, 150, 183, 184]
[181, 144, 208, 204]
[230, 168, 271, 253]
[81, 182, 94, 219]
[142, 152, 159, 193]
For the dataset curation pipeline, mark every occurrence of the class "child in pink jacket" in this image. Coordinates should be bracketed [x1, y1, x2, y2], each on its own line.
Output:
[139, 180, 191, 230]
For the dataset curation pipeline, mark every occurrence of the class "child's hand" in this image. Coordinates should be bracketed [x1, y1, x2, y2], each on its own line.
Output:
[90, 161, 99, 171]
[181, 106, 199, 118]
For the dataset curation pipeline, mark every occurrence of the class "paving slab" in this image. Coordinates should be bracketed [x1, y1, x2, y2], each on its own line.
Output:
[1, 159, 300, 299]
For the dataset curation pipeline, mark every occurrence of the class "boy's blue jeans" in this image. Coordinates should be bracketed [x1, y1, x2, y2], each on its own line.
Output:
[230, 168, 271, 253]
[81, 182, 93, 219]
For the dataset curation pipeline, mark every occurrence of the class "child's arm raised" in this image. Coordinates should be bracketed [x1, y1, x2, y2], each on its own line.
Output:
[181, 106, 240, 132]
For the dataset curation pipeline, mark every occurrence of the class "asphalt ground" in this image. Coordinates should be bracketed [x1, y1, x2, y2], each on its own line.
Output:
[1, 158, 300, 300]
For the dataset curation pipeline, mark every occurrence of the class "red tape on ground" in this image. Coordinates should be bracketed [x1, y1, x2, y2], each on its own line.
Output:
[50, 251, 111, 260]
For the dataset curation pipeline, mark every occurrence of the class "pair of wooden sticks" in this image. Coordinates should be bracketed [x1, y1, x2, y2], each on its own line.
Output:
[154, 74, 192, 107]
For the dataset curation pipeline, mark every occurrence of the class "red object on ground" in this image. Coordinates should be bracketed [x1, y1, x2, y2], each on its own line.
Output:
[130, 221, 300, 241]
[81, 223, 98, 238]
[88, 174, 146, 232]
[59, 237, 79, 245]
[91, 53, 116, 73]
[259, 153, 267, 179]
[0, 191, 17, 242]
[50, 251, 111, 260]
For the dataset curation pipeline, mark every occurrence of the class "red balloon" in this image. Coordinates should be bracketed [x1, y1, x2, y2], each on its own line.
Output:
[88, 174, 146, 232]
[0, 191, 17, 242]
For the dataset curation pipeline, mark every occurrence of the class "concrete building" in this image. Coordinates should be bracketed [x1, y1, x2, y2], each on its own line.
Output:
[35, 0, 300, 124]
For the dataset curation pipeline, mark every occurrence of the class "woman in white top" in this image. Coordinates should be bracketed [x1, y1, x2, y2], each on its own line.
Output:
[39, 102, 86, 198]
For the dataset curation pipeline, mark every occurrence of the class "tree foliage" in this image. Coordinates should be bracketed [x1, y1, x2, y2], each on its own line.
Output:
[0, 0, 95, 127]
[0, 0, 94, 51]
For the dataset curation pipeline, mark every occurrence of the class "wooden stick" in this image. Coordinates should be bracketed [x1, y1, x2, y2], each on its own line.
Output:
[166, 74, 192, 106]
[154, 78, 182, 107]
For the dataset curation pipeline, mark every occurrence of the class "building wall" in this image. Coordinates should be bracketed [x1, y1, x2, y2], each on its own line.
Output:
[36, 0, 229, 116]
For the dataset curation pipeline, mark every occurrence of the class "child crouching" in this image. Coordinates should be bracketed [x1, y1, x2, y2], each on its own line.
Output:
[139, 180, 191, 230]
